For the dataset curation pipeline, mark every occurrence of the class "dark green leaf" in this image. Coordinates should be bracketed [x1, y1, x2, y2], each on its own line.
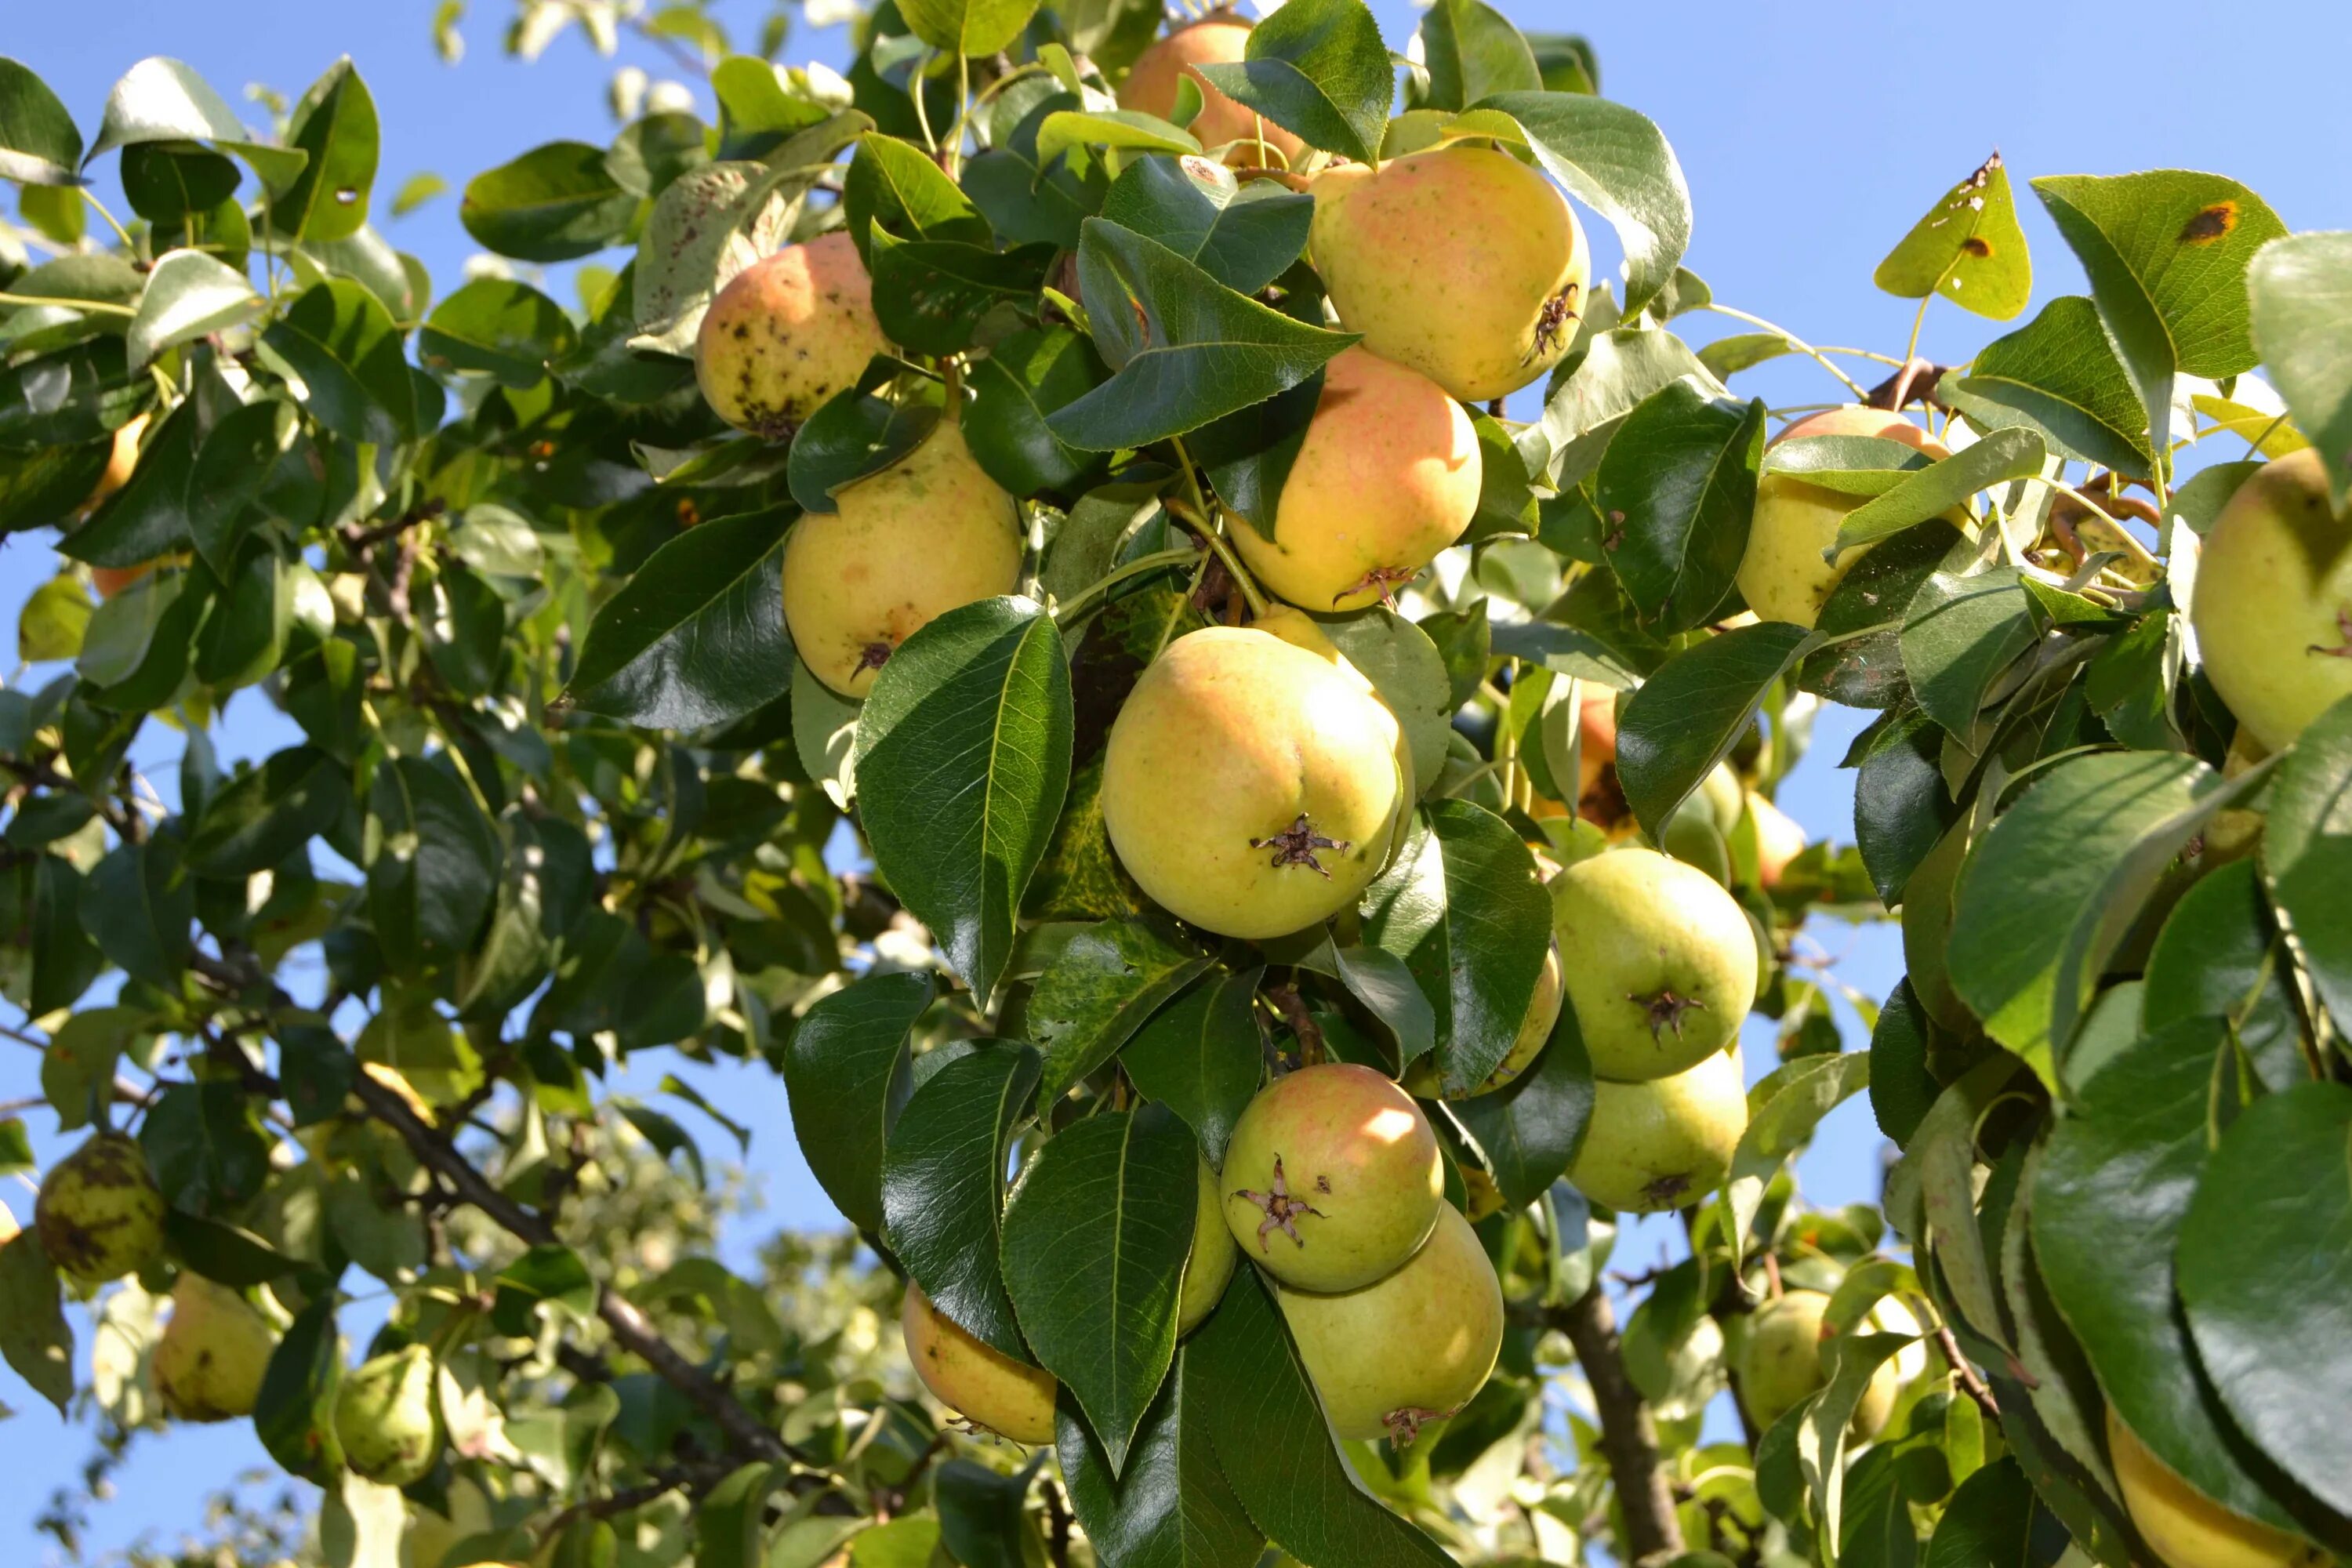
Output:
[2249, 232, 2352, 511]
[783, 970, 935, 1236]
[699, 1463, 789, 1568]
[1594, 384, 1764, 631]
[1191, 0, 1393, 167]
[1450, 1001, 1595, 1210]
[1058, 1348, 1265, 1568]
[1830, 428, 2041, 557]
[185, 746, 349, 877]
[419, 277, 577, 388]
[0, 59, 84, 185]
[461, 140, 636, 262]
[60, 400, 197, 569]
[965, 325, 1111, 499]
[1874, 153, 2033, 322]
[1099, 154, 1314, 296]
[30, 854, 104, 1014]
[83, 837, 193, 988]
[1799, 518, 1965, 710]
[143, 1080, 270, 1213]
[2142, 858, 2308, 1093]
[1925, 1457, 2067, 1568]
[1899, 568, 2034, 736]
[366, 756, 498, 971]
[1867, 980, 1938, 1150]
[1940, 296, 2155, 478]
[1617, 621, 1819, 840]
[868, 230, 1053, 356]
[883, 1042, 1041, 1359]
[1033, 920, 1212, 1106]
[1416, 0, 1541, 111]
[2260, 691, 2352, 1036]
[0, 1231, 74, 1414]
[253, 1295, 342, 1481]
[269, 57, 379, 242]
[1119, 968, 1265, 1167]
[187, 399, 287, 574]
[844, 131, 992, 264]
[164, 1209, 297, 1287]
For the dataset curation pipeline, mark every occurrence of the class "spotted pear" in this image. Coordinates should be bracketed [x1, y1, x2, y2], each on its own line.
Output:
[1178, 1157, 1239, 1334]
[34, 1131, 167, 1286]
[1738, 407, 1955, 627]
[1277, 1203, 1502, 1443]
[154, 1275, 278, 1422]
[2107, 1406, 2328, 1568]
[901, 1282, 1058, 1443]
[1116, 10, 1305, 167]
[1101, 627, 1405, 938]
[2190, 448, 2352, 752]
[334, 1343, 442, 1487]
[693, 231, 890, 438]
[1566, 1048, 1745, 1213]
[1219, 1062, 1443, 1293]
[1550, 847, 1759, 1080]
[782, 421, 1023, 698]
[1308, 146, 1590, 403]
[1227, 347, 1481, 612]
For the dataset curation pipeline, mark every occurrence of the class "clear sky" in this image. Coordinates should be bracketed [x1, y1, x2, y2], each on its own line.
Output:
[4, 0, 2345, 1558]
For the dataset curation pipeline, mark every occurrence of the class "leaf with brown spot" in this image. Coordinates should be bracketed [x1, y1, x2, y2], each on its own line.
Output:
[1873, 151, 2033, 321]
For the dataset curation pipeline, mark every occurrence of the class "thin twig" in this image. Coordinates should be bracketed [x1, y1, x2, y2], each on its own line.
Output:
[1935, 1324, 2001, 1420]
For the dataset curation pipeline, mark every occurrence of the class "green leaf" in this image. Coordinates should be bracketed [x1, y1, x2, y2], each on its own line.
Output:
[1119, 968, 1265, 1167]
[898, 0, 1041, 58]
[2176, 1081, 2352, 1518]
[1098, 154, 1314, 296]
[254, 1295, 342, 1481]
[699, 1463, 790, 1568]
[782, 970, 935, 1236]
[1034, 110, 1203, 169]
[390, 172, 445, 216]
[187, 399, 289, 574]
[1926, 1458, 2067, 1568]
[17, 573, 93, 664]
[1475, 92, 1692, 317]
[2031, 1015, 2306, 1530]
[1191, 0, 1393, 168]
[1762, 433, 1936, 497]
[460, 140, 636, 262]
[1873, 151, 2033, 322]
[0, 59, 85, 185]
[2034, 171, 2288, 458]
[30, 854, 105, 1014]
[1001, 1103, 1196, 1471]
[1537, 325, 1720, 487]
[1190, 1269, 1455, 1566]
[1321, 606, 1453, 795]
[965, 325, 1110, 499]
[1800, 518, 1966, 711]
[164, 1209, 297, 1287]
[1795, 1332, 1916, 1553]
[1058, 1347, 1265, 1568]
[60, 399, 197, 569]
[883, 1042, 1041, 1359]
[843, 131, 991, 265]
[2142, 858, 2309, 1094]
[2260, 691, 2352, 1039]
[1941, 296, 2155, 478]
[269, 57, 379, 242]
[1829, 428, 2041, 558]
[868, 229, 1054, 356]
[143, 1080, 270, 1213]
[1361, 800, 1551, 1093]
[1720, 1051, 1872, 1263]
[1052, 218, 1356, 452]
[1033, 919, 1212, 1106]
[83, 837, 194, 988]
[1594, 383, 1765, 632]
[366, 756, 498, 971]
[1415, 0, 1540, 112]
[264, 278, 414, 444]
[2249, 231, 2352, 514]
[1899, 567, 2034, 736]
[184, 746, 349, 877]
[1617, 621, 1820, 840]
[568, 504, 796, 730]
[964, 92, 1109, 251]
[855, 597, 1073, 1005]
[1867, 980, 1939, 1151]
[1449, 1002, 1595, 1210]
[0, 1231, 74, 1414]
[419, 277, 576, 387]
[89, 57, 245, 162]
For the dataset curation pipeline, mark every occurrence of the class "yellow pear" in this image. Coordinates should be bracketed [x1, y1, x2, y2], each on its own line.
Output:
[2107, 1406, 2328, 1568]
[1738, 406, 1953, 627]
[1277, 1203, 1502, 1443]
[782, 421, 1023, 698]
[1746, 791, 1808, 888]
[1116, 10, 1305, 167]
[1550, 847, 1759, 1080]
[154, 1275, 279, 1422]
[1250, 603, 1416, 813]
[1566, 1047, 1746, 1214]
[34, 1131, 168, 1286]
[1219, 1062, 1443, 1293]
[2190, 448, 2352, 752]
[1178, 1157, 1239, 1334]
[694, 230, 890, 437]
[1308, 146, 1591, 403]
[1101, 626, 1404, 938]
[901, 1283, 1058, 1443]
[1228, 347, 1482, 611]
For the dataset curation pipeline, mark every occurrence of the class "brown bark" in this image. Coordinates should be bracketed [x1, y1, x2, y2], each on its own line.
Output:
[1552, 1283, 1686, 1562]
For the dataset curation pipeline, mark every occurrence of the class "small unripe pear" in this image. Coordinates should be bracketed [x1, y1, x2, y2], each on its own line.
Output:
[782, 421, 1023, 698]
[1738, 407, 1951, 628]
[1566, 1048, 1745, 1214]
[1550, 847, 1759, 1080]
[901, 1282, 1058, 1443]
[693, 231, 889, 438]
[154, 1275, 279, 1422]
[1736, 1289, 1923, 1438]
[1177, 1157, 1239, 1334]
[1116, 11, 1305, 167]
[2190, 448, 2352, 753]
[1220, 1063, 1443, 1293]
[35, 1131, 168, 1285]
[1404, 942, 1563, 1099]
[1227, 347, 1481, 612]
[1278, 1203, 1502, 1443]
[2107, 1405, 2328, 1568]
[1102, 627, 1404, 939]
[1309, 146, 1590, 403]
[334, 1344, 441, 1487]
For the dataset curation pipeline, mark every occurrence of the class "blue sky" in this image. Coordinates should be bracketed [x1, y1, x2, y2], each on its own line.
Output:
[3, 0, 2344, 1557]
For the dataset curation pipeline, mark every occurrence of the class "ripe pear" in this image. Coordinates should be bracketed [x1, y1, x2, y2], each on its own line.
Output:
[85, 412, 154, 595]
[901, 1282, 1058, 1443]
[1101, 626, 1404, 938]
[334, 1343, 442, 1487]
[1177, 1157, 1239, 1334]
[1550, 847, 1759, 1080]
[1737, 1289, 1925, 1438]
[1747, 791, 1807, 888]
[154, 1275, 279, 1422]
[2190, 448, 2352, 753]
[693, 231, 890, 438]
[1277, 1203, 1502, 1443]
[1227, 347, 1482, 612]
[2107, 1406, 2328, 1568]
[34, 1131, 168, 1285]
[1116, 11, 1305, 167]
[1251, 603, 1416, 812]
[1567, 1047, 1745, 1214]
[1309, 145, 1591, 403]
[782, 421, 1023, 698]
[1738, 407, 1958, 627]
[1220, 1063, 1443, 1293]
[1403, 942, 1563, 1099]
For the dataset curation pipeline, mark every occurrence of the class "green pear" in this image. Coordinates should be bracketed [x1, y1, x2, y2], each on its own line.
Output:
[154, 1275, 279, 1422]
[335, 1343, 442, 1486]
[35, 1131, 168, 1286]
[1220, 1063, 1442, 1293]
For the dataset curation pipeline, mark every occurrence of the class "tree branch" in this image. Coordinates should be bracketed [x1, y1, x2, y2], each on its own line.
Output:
[1935, 1323, 2002, 1420]
[1860, 356, 1953, 412]
[1534, 1286, 1686, 1563]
